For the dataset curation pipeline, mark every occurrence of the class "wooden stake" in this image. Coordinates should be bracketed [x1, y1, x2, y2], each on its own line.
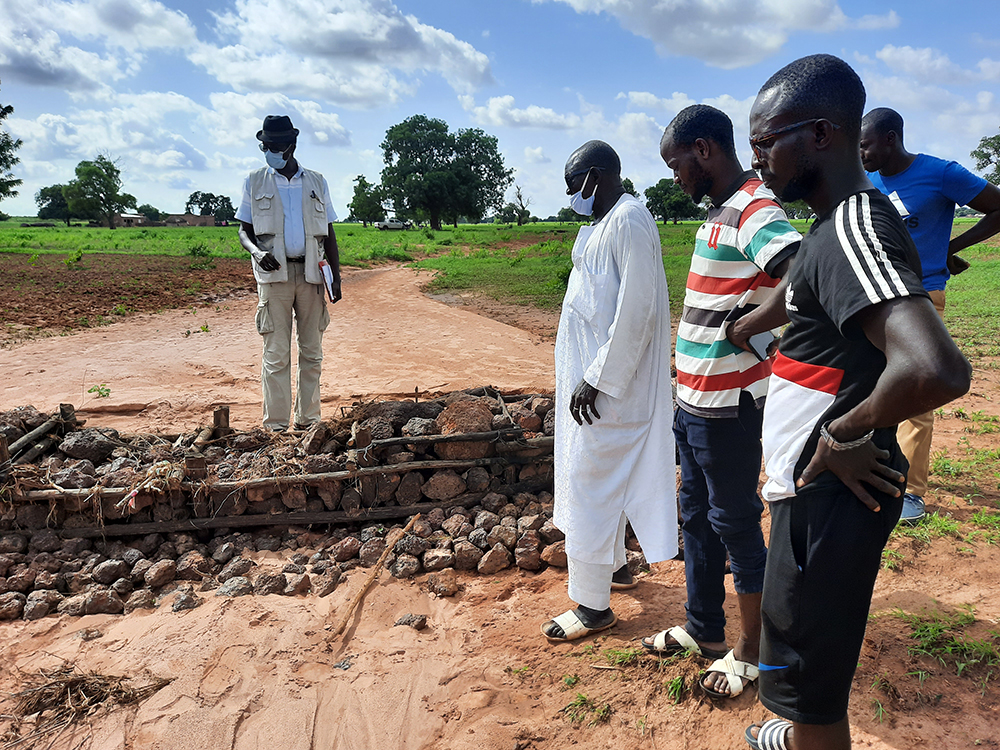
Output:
[329, 513, 421, 640]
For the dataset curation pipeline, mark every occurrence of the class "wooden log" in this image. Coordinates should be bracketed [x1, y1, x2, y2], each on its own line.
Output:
[330, 513, 421, 640]
[0, 435, 10, 477]
[48, 502, 460, 539]
[184, 455, 208, 480]
[369, 428, 527, 450]
[213, 406, 233, 438]
[8, 454, 550, 504]
[14, 436, 60, 466]
[7, 418, 61, 457]
[192, 426, 214, 451]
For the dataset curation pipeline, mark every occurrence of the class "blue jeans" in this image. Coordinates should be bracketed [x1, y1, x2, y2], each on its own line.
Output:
[674, 392, 767, 643]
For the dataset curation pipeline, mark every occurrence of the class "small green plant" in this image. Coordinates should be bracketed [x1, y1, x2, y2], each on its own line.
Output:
[603, 647, 643, 667]
[590, 703, 612, 726]
[636, 716, 648, 737]
[561, 693, 595, 724]
[87, 383, 110, 398]
[504, 665, 531, 680]
[64, 249, 84, 267]
[907, 669, 929, 687]
[200, 323, 210, 333]
[110, 303, 130, 316]
[872, 697, 886, 723]
[561, 674, 580, 690]
[665, 675, 686, 704]
[27, 252, 39, 266]
[189, 242, 211, 257]
[881, 548, 904, 571]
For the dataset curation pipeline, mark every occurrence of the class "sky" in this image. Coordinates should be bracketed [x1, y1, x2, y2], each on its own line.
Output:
[1, 0, 998, 221]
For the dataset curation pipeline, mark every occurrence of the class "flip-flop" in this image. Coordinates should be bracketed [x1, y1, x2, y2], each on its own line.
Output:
[744, 718, 792, 750]
[701, 649, 759, 698]
[610, 566, 638, 590]
[541, 609, 618, 642]
[641, 625, 728, 659]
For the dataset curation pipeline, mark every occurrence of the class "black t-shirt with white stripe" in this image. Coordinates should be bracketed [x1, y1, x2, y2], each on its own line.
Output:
[764, 190, 928, 494]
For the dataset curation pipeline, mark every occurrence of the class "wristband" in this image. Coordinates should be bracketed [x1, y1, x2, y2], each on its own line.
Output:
[820, 420, 873, 451]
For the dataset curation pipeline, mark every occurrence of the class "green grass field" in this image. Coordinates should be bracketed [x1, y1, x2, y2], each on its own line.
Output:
[1, 215, 997, 356]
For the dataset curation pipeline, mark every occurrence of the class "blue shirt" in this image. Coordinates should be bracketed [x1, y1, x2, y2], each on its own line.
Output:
[868, 154, 986, 291]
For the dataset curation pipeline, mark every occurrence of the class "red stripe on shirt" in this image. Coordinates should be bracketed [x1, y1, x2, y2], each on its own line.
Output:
[677, 358, 773, 392]
[772, 352, 843, 395]
[740, 179, 762, 195]
[737, 198, 780, 230]
[686, 271, 781, 295]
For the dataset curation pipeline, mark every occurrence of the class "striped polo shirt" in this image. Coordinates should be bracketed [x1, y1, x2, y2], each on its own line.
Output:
[676, 172, 801, 418]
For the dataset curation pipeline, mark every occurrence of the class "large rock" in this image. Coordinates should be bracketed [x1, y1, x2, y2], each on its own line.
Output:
[402, 417, 438, 437]
[390, 554, 421, 579]
[477, 544, 513, 575]
[29, 530, 62, 554]
[441, 515, 469, 538]
[474, 511, 500, 532]
[176, 551, 213, 581]
[144, 560, 177, 588]
[481, 493, 507, 514]
[395, 471, 424, 506]
[421, 470, 466, 501]
[93, 559, 130, 586]
[0, 534, 28, 555]
[0, 592, 26, 620]
[540, 541, 568, 567]
[538, 520, 565, 544]
[434, 400, 493, 460]
[509, 405, 542, 432]
[395, 534, 430, 557]
[6, 568, 36, 594]
[218, 557, 254, 582]
[215, 576, 254, 597]
[314, 569, 342, 597]
[330, 536, 362, 562]
[358, 539, 387, 568]
[284, 573, 311, 596]
[84, 589, 124, 615]
[130, 559, 154, 585]
[486, 525, 517, 550]
[212, 542, 237, 565]
[124, 589, 156, 613]
[422, 549, 455, 572]
[24, 590, 62, 620]
[426, 568, 459, 597]
[58, 429, 118, 465]
[15, 505, 50, 530]
[253, 572, 286, 596]
[172, 587, 203, 612]
[468, 528, 491, 551]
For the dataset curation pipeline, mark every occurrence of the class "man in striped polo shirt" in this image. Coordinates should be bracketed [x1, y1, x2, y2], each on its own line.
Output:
[641, 105, 800, 700]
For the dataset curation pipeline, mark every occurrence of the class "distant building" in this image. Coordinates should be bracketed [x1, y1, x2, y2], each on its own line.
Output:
[109, 212, 148, 228]
[164, 213, 215, 227]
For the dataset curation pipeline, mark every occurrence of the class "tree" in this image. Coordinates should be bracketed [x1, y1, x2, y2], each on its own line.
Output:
[0, 80, 23, 205]
[556, 206, 582, 222]
[622, 177, 638, 197]
[348, 175, 385, 226]
[780, 199, 813, 220]
[137, 203, 162, 222]
[381, 115, 512, 230]
[644, 179, 700, 224]
[64, 155, 136, 229]
[511, 184, 532, 226]
[36, 184, 72, 225]
[185, 191, 236, 221]
[972, 128, 1000, 185]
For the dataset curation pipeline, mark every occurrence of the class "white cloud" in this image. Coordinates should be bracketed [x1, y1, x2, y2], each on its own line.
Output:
[201, 92, 351, 148]
[524, 146, 551, 164]
[191, 0, 492, 108]
[875, 45, 976, 85]
[461, 95, 581, 129]
[0, 0, 195, 91]
[535, 0, 898, 68]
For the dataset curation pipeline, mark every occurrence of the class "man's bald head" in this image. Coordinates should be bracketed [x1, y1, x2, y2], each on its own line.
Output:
[756, 54, 866, 139]
[862, 107, 904, 143]
[564, 140, 621, 184]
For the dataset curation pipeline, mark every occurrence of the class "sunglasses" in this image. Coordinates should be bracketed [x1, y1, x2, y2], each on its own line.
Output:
[749, 119, 840, 159]
[259, 142, 292, 153]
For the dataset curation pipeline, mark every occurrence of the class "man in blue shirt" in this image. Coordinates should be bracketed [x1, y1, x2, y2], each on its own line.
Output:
[861, 107, 1000, 524]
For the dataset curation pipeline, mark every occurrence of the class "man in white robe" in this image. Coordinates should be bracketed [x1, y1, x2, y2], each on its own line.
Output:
[542, 140, 677, 642]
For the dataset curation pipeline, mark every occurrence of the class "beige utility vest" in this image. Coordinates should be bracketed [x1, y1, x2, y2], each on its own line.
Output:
[247, 166, 329, 285]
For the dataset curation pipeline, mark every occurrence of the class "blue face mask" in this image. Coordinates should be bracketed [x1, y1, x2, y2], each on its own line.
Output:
[570, 171, 596, 216]
[265, 149, 288, 170]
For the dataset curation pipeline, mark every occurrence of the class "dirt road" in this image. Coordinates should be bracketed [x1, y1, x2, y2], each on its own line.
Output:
[0, 267, 556, 432]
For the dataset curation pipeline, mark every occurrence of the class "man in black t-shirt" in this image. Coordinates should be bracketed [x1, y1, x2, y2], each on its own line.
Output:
[738, 55, 971, 750]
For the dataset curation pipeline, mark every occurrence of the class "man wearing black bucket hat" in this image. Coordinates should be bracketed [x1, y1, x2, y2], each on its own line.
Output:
[237, 115, 342, 432]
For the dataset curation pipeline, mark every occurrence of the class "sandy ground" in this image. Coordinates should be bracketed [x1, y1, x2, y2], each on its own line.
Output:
[0, 267, 556, 433]
[1, 268, 999, 749]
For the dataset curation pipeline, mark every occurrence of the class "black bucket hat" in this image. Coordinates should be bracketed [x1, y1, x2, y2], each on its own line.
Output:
[256, 115, 299, 144]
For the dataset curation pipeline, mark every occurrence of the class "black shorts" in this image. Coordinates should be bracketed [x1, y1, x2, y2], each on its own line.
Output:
[758, 478, 902, 725]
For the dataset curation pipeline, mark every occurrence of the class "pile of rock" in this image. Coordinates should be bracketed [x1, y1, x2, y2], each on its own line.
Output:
[0, 489, 649, 622]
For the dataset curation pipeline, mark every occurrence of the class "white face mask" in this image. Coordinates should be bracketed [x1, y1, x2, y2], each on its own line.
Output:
[569, 170, 596, 216]
[265, 149, 288, 170]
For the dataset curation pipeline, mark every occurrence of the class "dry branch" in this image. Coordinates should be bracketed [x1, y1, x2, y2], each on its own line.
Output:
[329, 513, 421, 640]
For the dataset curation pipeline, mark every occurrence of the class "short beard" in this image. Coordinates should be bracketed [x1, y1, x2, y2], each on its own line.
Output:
[688, 161, 713, 204]
[778, 156, 820, 205]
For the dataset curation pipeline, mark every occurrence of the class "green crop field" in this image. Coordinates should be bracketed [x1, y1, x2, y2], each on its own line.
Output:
[1, 215, 997, 357]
